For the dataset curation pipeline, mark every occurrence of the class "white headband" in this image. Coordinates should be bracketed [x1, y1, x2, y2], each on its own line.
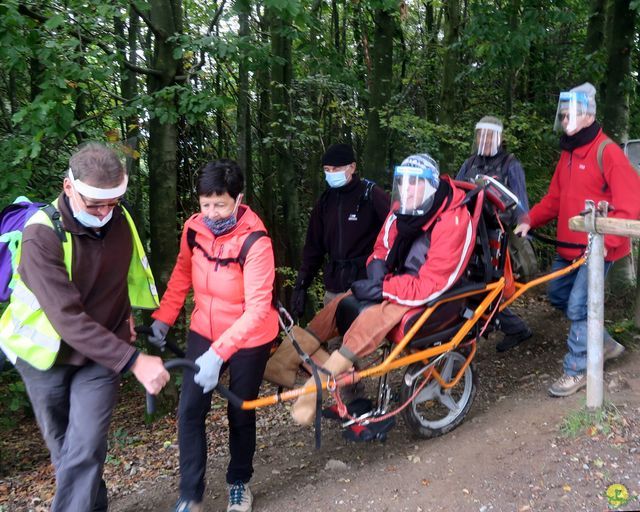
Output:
[475, 122, 503, 133]
[68, 168, 128, 199]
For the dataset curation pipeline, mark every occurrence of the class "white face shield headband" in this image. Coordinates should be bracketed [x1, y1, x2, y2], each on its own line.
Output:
[68, 168, 128, 199]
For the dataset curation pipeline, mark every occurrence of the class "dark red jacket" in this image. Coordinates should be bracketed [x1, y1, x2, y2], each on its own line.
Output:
[528, 129, 640, 261]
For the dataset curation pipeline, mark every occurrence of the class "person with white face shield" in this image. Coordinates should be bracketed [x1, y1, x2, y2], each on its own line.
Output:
[286, 153, 474, 428]
[515, 82, 640, 398]
[457, 116, 533, 352]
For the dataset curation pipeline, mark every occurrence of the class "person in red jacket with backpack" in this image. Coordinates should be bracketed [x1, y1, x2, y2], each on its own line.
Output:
[148, 160, 279, 512]
[515, 82, 640, 397]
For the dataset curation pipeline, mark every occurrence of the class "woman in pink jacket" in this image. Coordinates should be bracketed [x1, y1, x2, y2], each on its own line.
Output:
[149, 159, 279, 512]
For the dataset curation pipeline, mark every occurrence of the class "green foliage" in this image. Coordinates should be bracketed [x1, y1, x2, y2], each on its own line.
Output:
[560, 401, 624, 437]
[0, 369, 32, 429]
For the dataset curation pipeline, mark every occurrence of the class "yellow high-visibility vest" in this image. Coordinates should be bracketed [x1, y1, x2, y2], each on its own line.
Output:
[0, 201, 158, 370]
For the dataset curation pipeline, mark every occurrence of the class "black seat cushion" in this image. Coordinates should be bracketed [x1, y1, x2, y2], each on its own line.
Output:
[335, 294, 379, 336]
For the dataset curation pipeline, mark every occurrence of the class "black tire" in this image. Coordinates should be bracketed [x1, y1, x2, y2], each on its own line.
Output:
[400, 350, 477, 439]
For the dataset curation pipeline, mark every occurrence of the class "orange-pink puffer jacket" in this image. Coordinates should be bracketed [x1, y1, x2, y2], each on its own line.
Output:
[152, 205, 278, 360]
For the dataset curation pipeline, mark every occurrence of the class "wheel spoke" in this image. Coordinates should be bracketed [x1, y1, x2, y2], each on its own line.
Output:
[436, 390, 459, 413]
[414, 380, 440, 404]
[440, 354, 457, 382]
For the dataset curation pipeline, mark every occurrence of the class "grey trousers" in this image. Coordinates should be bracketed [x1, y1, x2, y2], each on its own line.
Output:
[16, 360, 120, 512]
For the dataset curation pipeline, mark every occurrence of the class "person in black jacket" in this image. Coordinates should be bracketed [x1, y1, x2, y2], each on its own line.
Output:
[263, 143, 389, 388]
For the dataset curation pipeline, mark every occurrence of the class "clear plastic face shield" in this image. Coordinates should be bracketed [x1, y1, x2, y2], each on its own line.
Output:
[472, 122, 503, 157]
[554, 91, 590, 134]
[391, 164, 439, 216]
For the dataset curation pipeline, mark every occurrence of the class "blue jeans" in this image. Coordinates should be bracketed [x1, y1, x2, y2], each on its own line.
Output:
[547, 255, 613, 376]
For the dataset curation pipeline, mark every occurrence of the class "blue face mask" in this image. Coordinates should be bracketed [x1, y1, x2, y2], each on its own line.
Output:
[324, 170, 348, 188]
[203, 214, 237, 236]
[70, 193, 113, 228]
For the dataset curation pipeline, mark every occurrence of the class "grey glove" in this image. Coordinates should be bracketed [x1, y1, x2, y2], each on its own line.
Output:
[194, 347, 224, 393]
[351, 278, 383, 302]
[148, 319, 170, 350]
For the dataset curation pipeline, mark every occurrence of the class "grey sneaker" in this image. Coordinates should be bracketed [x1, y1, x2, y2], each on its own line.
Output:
[174, 498, 203, 512]
[548, 372, 586, 397]
[604, 339, 625, 362]
[227, 481, 253, 512]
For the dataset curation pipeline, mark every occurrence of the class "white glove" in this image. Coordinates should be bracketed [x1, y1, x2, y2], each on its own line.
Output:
[148, 320, 170, 350]
[194, 347, 224, 393]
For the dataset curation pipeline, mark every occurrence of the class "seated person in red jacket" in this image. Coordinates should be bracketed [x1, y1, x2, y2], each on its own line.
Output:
[291, 153, 474, 426]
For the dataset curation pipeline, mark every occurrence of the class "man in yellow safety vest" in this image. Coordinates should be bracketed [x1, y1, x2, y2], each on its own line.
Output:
[0, 142, 169, 511]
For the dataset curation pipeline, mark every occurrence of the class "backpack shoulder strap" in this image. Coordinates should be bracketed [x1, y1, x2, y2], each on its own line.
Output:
[40, 204, 66, 242]
[597, 138, 614, 192]
[187, 227, 198, 251]
[237, 230, 268, 268]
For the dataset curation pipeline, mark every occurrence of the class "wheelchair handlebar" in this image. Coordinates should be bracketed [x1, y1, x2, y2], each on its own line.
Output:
[146, 358, 244, 414]
[135, 327, 244, 413]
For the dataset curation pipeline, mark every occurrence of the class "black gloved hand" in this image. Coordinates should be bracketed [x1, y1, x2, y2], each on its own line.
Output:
[366, 259, 388, 283]
[351, 279, 383, 302]
[289, 285, 308, 320]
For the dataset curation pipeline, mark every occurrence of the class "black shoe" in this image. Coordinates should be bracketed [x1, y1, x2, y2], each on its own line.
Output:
[496, 328, 532, 352]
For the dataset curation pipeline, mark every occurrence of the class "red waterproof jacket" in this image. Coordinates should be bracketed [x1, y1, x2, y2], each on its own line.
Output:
[152, 205, 279, 361]
[369, 177, 474, 307]
[528, 129, 640, 262]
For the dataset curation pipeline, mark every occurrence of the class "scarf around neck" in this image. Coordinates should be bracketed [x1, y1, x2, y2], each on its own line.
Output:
[385, 180, 452, 274]
[559, 121, 600, 152]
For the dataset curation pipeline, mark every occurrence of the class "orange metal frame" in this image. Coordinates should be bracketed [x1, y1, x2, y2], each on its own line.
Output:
[238, 257, 587, 411]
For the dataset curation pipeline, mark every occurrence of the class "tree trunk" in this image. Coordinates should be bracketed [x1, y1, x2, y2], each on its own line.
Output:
[439, 0, 461, 174]
[362, 6, 396, 185]
[601, 0, 635, 142]
[147, 0, 182, 293]
[236, 0, 252, 205]
[115, 10, 144, 233]
[269, 8, 300, 267]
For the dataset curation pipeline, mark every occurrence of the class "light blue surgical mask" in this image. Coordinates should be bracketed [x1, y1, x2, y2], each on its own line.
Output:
[324, 170, 348, 188]
[70, 193, 114, 228]
[74, 209, 113, 228]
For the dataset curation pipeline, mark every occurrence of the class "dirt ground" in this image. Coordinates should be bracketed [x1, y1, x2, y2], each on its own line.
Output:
[3, 290, 640, 512]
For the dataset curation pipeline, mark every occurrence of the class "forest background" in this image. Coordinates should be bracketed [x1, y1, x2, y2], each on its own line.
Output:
[1, 0, 640, 421]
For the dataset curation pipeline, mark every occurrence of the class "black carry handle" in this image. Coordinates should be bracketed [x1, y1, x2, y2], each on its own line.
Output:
[135, 325, 186, 358]
[144, 359, 244, 414]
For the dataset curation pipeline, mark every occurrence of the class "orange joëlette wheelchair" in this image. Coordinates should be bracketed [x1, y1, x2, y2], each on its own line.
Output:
[144, 177, 586, 447]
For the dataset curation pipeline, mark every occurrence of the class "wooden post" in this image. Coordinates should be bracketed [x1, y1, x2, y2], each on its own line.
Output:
[585, 201, 605, 409]
[569, 204, 640, 409]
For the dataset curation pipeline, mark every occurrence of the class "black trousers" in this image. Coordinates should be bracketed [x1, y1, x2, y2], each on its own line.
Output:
[178, 330, 272, 502]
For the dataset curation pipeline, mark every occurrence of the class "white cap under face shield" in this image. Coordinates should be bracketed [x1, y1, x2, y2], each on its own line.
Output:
[554, 83, 596, 134]
[391, 154, 440, 216]
[472, 120, 503, 157]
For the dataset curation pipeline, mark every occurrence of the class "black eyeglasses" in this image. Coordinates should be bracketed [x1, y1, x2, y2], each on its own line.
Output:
[78, 192, 121, 212]
[557, 113, 570, 122]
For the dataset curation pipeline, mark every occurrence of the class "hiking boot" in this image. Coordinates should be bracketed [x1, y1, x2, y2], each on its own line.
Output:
[496, 327, 532, 352]
[174, 498, 203, 512]
[263, 326, 323, 388]
[227, 481, 253, 512]
[604, 339, 625, 362]
[548, 372, 586, 397]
